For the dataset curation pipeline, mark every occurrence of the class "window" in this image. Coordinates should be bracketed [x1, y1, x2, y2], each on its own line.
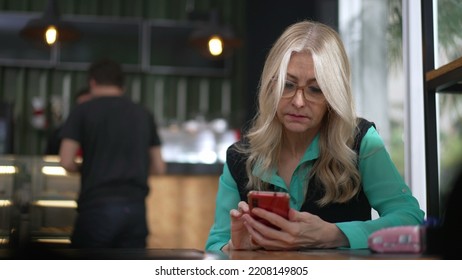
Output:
[433, 0, 462, 214]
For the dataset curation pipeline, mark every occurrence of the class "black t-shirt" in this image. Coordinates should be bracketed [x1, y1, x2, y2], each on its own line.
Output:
[60, 95, 161, 208]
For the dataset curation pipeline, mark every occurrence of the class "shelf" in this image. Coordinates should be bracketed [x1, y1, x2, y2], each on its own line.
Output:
[426, 56, 462, 92]
[30, 229, 72, 245]
[0, 200, 12, 207]
[31, 200, 77, 208]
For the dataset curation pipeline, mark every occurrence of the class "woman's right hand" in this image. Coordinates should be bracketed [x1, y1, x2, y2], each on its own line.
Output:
[226, 201, 261, 250]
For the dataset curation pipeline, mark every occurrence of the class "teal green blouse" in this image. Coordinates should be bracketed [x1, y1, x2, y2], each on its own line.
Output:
[205, 126, 425, 251]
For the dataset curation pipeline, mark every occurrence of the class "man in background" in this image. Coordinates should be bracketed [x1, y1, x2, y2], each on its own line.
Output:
[59, 58, 166, 248]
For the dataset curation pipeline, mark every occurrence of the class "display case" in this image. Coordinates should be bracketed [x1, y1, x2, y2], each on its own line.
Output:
[0, 157, 15, 248]
[1, 155, 221, 250]
[28, 156, 79, 246]
[0, 156, 80, 247]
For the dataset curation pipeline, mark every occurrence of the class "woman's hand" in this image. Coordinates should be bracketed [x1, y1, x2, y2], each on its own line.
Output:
[241, 207, 350, 250]
[224, 201, 262, 251]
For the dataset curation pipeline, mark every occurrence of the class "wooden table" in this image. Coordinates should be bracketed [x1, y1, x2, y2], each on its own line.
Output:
[0, 248, 438, 260]
[218, 249, 438, 260]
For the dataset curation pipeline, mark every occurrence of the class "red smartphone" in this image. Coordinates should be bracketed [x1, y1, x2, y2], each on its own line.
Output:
[247, 191, 290, 229]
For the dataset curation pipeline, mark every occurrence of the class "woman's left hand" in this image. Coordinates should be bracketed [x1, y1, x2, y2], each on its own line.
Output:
[242, 207, 350, 250]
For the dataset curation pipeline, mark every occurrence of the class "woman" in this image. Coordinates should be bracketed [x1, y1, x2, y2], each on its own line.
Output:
[205, 20, 424, 251]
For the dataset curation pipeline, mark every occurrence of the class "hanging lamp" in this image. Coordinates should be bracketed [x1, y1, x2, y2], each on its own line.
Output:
[189, 9, 241, 60]
[20, 0, 79, 46]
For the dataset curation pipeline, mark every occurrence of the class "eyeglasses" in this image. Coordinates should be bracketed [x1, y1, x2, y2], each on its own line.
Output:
[281, 80, 325, 103]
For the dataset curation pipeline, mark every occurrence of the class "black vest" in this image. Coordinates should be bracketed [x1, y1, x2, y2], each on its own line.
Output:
[227, 118, 375, 223]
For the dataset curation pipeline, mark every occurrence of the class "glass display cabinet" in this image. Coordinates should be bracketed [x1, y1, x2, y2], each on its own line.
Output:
[0, 156, 15, 248]
[28, 156, 79, 246]
[0, 156, 80, 248]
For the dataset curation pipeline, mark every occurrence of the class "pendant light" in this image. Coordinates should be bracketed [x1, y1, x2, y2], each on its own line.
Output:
[189, 9, 241, 60]
[20, 0, 79, 46]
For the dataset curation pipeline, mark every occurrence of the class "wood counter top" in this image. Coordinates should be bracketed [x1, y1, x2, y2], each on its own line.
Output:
[219, 248, 437, 260]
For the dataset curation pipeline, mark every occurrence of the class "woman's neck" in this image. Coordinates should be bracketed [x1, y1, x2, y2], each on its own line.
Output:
[282, 130, 318, 158]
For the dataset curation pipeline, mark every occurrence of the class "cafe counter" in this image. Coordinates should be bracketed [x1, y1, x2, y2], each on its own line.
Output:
[0, 156, 222, 250]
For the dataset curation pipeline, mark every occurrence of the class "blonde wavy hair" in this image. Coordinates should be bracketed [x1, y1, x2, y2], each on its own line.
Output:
[240, 20, 360, 206]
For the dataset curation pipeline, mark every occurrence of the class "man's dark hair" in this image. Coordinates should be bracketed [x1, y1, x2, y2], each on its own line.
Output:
[88, 58, 124, 88]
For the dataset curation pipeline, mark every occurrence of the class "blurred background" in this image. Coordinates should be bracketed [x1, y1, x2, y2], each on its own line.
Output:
[0, 0, 461, 251]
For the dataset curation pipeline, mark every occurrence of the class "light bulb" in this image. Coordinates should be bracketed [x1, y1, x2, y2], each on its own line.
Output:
[45, 25, 58, 45]
[208, 36, 223, 56]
